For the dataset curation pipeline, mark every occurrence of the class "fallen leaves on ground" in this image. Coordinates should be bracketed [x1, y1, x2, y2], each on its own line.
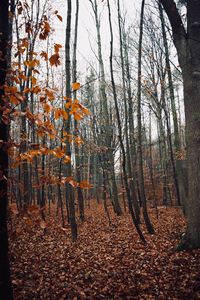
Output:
[9, 204, 200, 299]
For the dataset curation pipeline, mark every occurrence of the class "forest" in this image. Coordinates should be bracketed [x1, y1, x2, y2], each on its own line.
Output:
[0, 0, 200, 299]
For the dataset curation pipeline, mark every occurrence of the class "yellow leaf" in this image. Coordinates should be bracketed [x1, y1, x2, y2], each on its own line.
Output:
[72, 82, 80, 91]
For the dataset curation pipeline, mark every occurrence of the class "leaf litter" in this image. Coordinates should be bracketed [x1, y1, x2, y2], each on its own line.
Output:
[9, 204, 200, 299]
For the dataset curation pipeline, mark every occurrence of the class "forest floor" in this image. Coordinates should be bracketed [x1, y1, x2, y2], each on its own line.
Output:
[9, 203, 200, 300]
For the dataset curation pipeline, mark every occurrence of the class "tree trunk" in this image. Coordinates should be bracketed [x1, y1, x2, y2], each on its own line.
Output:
[65, 0, 77, 241]
[137, 0, 154, 234]
[117, 0, 140, 223]
[72, 0, 85, 222]
[158, 2, 184, 208]
[89, 0, 122, 216]
[107, 0, 146, 243]
[0, 1, 13, 298]
[159, 0, 200, 249]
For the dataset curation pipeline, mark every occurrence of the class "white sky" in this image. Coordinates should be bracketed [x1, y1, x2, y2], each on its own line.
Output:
[51, 0, 141, 76]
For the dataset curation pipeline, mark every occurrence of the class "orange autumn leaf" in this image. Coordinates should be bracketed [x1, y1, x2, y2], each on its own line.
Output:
[63, 96, 71, 101]
[49, 54, 60, 66]
[62, 110, 68, 120]
[19, 73, 28, 81]
[9, 95, 20, 105]
[74, 136, 84, 147]
[74, 112, 83, 121]
[54, 109, 62, 120]
[40, 51, 48, 61]
[4, 85, 18, 94]
[54, 44, 62, 54]
[45, 88, 55, 100]
[63, 155, 71, 163]
[72, 82, 80, 91]
[31, 76, 37, 86]
[24, 59, 40, 69]
[69, 179, 78, 188]
[37, 129, 45, 137]
[43, 103, 51, 113]
[53, 147, 65, 158]
[31, 86, 41, 94]
[56, 14, 63, 22]
[65, 102, 71, 109]
[79, 180, 92, 189]
[39, 20, 51, 40]
[24, 87, 31, 94]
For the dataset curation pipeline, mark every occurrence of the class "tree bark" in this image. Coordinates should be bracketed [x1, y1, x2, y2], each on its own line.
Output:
[65, 0, 77, 241]
[107, 0, 146, 243]
[89, 0, 122, 215]
[159, 0, 200, 249]
[0, 1, 13, 298]
[72, 0, 85, 222]
[117, 0, 140, 223]
[137, 0, 154, 234]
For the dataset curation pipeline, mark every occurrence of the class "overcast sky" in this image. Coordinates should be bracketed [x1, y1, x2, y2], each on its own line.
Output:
[51, 0, 141, 76]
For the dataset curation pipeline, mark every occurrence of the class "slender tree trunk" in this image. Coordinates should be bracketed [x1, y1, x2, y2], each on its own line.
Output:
[72, 0, 84, 222]
[137, 0, 154, 234]
[89, 0, 122, 215]
[65, 0, 77, 241]
[107, 0, 146, 243]
[148, 109, 158, 218]
[117, 0, 140, 222]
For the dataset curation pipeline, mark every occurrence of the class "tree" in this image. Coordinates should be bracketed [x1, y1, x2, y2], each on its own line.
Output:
[89, 0, 122, 216]
[65, 0, 78, 241]
[107, 0, 146, 243]
[117, 0, 141, 224]
[159, 0, 200, 249]
[72, 0, 85, 222]
[137, 0, 154, 234]
[0, 1, 13, 298]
